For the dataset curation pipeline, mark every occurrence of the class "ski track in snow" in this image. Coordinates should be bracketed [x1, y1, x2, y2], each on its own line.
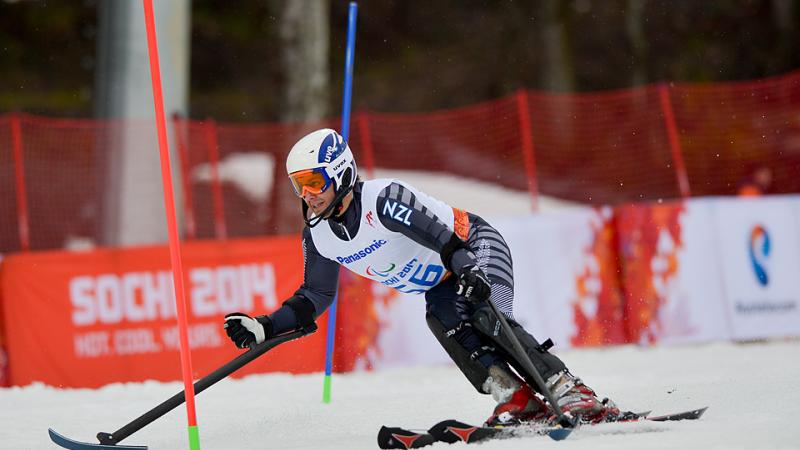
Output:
[1, 340, 798, 449]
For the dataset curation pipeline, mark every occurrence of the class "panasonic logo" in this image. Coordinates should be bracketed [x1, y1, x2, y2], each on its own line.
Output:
[336, 239, 388, 264]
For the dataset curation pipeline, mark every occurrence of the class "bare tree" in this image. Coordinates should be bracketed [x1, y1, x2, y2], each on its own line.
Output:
[770, 0, 796, 72]
[538, 0, 575, 161]
[540, 0, 574, 92]
[626, 0, 648, 86]
[275, 0, 330, 122]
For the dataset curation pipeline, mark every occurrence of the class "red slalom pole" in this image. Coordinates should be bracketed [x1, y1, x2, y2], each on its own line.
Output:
[516, 90, 540, 212]
[141, 1, 201, 449]
[658, 83, 691, 198]
[10, 113, 30, 251]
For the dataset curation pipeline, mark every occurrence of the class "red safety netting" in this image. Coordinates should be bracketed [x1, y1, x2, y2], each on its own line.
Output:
[1, 114, 108, 252]
[528, 86, 683, 204]
[0, 117, 18, 253]
[172, 117, 341, 239]
[670, 72, 800, 197]
[1, 70, 799, 253]
[365, 96, 525, 189]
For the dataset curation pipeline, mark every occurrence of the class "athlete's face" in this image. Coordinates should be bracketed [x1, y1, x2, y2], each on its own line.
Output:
[303, 186, 335, 217]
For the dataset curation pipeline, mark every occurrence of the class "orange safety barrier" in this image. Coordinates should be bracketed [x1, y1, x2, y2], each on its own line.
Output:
[0, 236, 328, 388]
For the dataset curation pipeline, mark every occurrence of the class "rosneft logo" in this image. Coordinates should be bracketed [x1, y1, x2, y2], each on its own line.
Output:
[748, 225, 771, 286]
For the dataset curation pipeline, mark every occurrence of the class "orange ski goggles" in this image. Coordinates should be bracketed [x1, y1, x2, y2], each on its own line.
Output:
[288, 168, 333, 197]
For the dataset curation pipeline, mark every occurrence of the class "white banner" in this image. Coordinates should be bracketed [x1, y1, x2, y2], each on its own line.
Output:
[491, 208, 602, 349]
[655, 199, 729, 344]
[711, 196, 800, 340]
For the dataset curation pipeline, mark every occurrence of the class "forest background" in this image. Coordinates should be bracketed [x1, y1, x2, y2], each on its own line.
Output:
[1, 0, 798, 122]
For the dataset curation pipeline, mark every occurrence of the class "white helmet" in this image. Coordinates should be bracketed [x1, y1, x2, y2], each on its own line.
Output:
[286, 129, 358, 224]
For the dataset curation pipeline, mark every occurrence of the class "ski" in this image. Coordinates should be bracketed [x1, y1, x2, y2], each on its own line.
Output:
[425, 409, 653, 445]
[648, 406, 707, 421]
[434, 418, 574, 443]
[48, 429, 147, 450]
[377, 426, 437, 449]
[378, 407, 707, 448]
[379, 409, 647, 448]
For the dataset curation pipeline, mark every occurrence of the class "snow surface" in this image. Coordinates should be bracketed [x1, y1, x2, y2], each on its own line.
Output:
[3, 340, 798, 449]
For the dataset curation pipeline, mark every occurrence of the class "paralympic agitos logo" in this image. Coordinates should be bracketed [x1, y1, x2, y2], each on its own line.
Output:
[336, 239, 388, 264]
[366, 263, 396, 277]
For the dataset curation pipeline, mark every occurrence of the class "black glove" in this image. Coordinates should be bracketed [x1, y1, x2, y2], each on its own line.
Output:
[456, 264, 491, 302]
[224, 312, 273, 349]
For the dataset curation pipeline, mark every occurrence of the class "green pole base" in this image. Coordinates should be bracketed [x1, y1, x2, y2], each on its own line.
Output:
[322, 374, 332, 404]
[188, 425, 201, 450]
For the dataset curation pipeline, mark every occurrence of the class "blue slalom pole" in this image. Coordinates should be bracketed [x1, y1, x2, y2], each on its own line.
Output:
[323, 1, 358, 404]
[340, 2, 358, 140]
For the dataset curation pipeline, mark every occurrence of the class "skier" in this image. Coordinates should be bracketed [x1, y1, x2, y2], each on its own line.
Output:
[224, 128, 620, 425]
